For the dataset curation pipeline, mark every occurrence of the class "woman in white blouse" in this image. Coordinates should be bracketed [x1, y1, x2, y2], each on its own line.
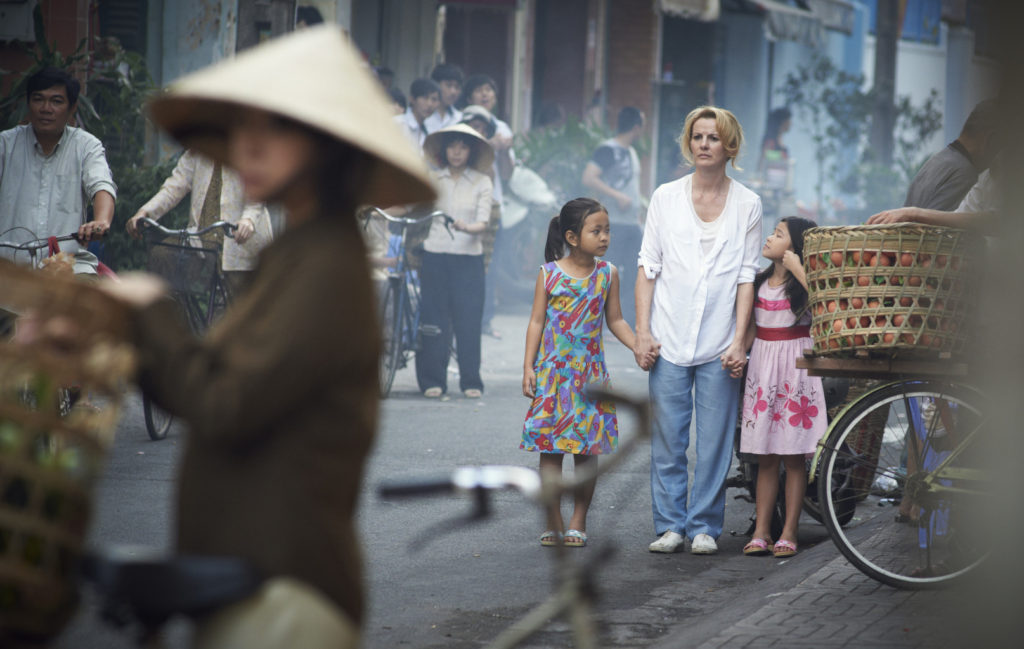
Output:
[416, 124, 495, 399]
[635, 106, 762, 555]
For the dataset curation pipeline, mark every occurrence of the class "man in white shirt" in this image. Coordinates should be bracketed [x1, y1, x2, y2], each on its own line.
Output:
[394, 78, 440, 149]
[424, 64, 463, 133]
[0, 67, 116, 274]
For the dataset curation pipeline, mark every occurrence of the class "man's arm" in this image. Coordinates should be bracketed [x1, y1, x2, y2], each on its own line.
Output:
[78, 189, 115, 241]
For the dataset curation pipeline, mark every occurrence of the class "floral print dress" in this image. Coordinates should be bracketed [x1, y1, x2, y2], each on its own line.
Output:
[740, 282, 825, 455]
[521, 261, 617, 455]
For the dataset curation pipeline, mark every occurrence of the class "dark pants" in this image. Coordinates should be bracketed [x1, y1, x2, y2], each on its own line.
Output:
[605, 223, 643, 325]
[416, 252, 485, 393]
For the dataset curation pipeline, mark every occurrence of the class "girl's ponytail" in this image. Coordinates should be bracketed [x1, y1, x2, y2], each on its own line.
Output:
[544, 215, 564, 263]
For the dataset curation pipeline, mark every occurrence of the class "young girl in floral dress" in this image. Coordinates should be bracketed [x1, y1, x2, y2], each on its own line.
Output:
[520, 198, 643, 548]
[738, 216, 824, 558]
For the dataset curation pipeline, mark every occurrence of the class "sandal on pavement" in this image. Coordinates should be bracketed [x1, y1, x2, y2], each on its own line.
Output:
[423, 387, 443, 398]
[564, 529, 587, 547]
[540, 530, 563, 547]
[773, 539, 797, 558]
[463, 389, 482, 399]
[743, 537, 772, 556]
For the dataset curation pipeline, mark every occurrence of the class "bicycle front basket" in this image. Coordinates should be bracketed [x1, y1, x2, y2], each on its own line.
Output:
[146, 240, 222, 298]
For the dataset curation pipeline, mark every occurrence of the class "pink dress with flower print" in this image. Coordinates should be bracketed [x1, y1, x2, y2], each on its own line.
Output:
[740, 283, 825, 455]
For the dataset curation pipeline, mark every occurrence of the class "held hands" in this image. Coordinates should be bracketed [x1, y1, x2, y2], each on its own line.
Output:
[721, 341, 747, 379]
[633, 331, 661, 371]
[522, 367, 537, 398]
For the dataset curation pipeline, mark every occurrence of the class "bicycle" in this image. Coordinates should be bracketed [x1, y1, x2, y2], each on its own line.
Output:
[798, 352, 986, 589]
[361, 207, 453, 397]
[136, 217, 238, 440]
[378, 386, 650, 649]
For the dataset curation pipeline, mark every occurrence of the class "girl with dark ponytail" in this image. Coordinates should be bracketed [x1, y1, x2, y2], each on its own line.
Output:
[520, 197, 645, 548]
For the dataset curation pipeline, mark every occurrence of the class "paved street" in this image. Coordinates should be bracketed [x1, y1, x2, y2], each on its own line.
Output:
[54, 311, 978, 648]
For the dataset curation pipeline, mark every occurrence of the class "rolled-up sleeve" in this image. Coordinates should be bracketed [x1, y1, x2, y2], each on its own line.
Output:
[638, 189, 663, 279]
[81, 137, 117, 200]
[738, 196, 763, 284]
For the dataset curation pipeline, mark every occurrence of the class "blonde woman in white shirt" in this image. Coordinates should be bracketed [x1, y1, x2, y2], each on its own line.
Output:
[636, 106, 762, 555]
[416, 124, 494, 399]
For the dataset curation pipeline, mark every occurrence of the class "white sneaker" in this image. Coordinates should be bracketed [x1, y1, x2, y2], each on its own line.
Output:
[690, 533, 718, 555]
[648, 531, 685, 553]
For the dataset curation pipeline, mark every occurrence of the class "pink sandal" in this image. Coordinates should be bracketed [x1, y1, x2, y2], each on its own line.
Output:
[772, 539, 797, 558]
[743, 537, 772, 556]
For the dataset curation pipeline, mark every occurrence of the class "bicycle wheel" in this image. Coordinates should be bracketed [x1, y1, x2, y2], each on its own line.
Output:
[378, 278, 404, 397]
[817, 380, 987, 589]
[143, 394, 174, 441]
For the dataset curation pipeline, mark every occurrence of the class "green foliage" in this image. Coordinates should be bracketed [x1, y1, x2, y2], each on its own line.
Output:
[777, 53, 942, 221]
[0, 5, 185, 270]
[514, 116, 613, 204]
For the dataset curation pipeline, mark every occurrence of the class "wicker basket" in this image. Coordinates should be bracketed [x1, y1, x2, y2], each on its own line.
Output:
[0, 260, 134, 642]
[803, 224, 979, 358]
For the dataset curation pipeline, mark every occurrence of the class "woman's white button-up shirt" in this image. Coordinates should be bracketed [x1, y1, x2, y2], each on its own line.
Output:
[638, 174, 762, 367]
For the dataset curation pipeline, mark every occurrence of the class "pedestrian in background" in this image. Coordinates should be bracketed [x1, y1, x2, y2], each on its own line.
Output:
[636, 105, 762, 555]
[737, 216, 822, 560]
[581, 106, 645, 324]
[395, 78, 440, 148]
[903, 98, 999, 211]
[416, 124, 494, 399]
[127, 149, 274, 297]
[460, 73, 514, 338]
[425, 63, 464, 132]
[521, 197, 646, 548]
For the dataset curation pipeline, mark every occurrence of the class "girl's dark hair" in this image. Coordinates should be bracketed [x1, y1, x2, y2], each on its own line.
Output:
[440, 132, 477, 168]
[753, 216, 817, 317]
[544, 198, 606, 263]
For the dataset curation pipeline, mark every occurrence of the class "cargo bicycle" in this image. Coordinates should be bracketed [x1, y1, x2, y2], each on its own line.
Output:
[797, 223, 987, 589]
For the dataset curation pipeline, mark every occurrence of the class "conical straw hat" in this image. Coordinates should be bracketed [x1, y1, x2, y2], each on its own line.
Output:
[148, 25, 435, 208]
[422, 123, 495, 174]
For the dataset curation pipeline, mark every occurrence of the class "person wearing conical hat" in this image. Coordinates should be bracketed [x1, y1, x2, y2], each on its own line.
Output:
[99, 26, 434, 648]
[416, 123, 494, 399]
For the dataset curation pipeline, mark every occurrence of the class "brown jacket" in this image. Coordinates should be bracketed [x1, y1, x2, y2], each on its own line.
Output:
[134, 215, 379, 624]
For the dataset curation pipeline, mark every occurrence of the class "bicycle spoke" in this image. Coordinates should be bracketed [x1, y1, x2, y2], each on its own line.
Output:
[818, 380, 987, 588]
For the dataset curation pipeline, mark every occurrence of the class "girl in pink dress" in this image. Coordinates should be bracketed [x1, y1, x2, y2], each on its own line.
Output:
[736, 216, 824, 558]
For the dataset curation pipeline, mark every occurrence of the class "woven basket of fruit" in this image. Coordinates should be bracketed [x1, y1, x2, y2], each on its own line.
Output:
[0, 260, 135, 642]
[803, 224, 979, 357]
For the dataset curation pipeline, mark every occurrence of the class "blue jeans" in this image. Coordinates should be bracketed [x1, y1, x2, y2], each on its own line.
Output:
[649, 357, 739, 540]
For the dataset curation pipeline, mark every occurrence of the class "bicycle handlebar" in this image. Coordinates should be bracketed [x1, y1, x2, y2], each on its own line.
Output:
[379, 465, 543, 500]
[0, 232, 81, 252]
[137, 217, 237, 238]
[363, 207, 455, 239]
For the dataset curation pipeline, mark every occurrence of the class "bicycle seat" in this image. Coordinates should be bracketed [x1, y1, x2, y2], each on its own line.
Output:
[81, 547, 263, 631]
